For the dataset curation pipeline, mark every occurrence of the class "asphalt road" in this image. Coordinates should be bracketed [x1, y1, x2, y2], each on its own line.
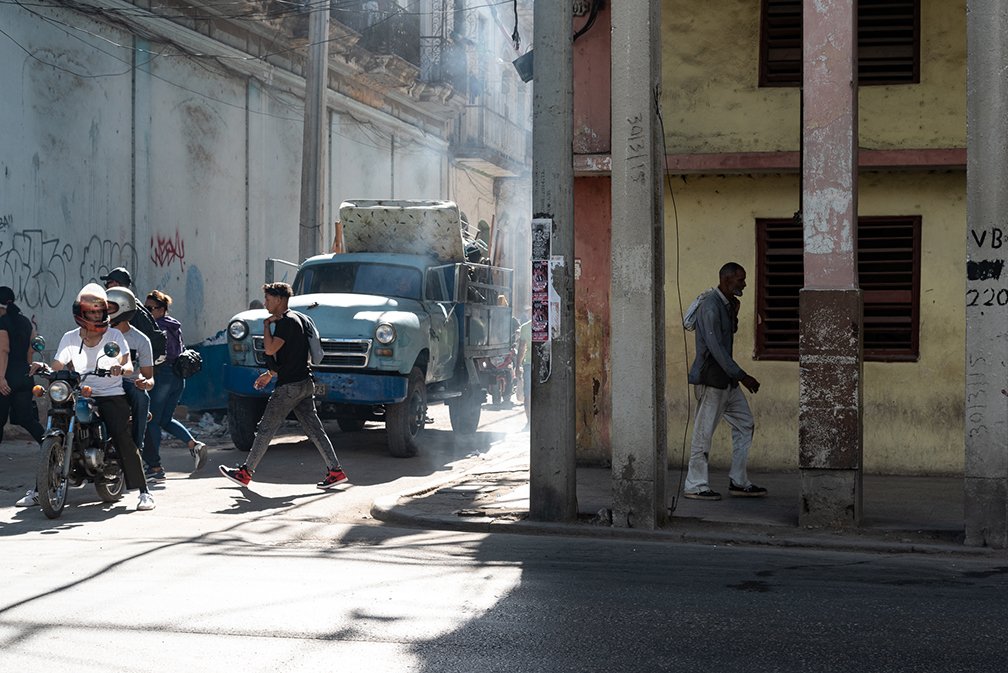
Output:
[1, 404, 1007, 672]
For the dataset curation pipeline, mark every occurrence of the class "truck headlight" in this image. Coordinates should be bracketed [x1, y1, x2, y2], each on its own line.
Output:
[375, 323, 396, 345]
[228, 320, 249, 340]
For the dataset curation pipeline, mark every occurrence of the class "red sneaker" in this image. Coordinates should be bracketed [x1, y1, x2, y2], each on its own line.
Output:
[317, 468, 348, 489]
[219, 464, 252, 487]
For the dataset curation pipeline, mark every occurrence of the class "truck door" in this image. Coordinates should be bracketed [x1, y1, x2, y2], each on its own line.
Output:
[424, 264, 459, 381]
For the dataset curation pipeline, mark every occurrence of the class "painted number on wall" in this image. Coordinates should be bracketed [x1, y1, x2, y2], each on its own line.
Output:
[966, 287, 1008, 307]
[625, 113, 646, 185]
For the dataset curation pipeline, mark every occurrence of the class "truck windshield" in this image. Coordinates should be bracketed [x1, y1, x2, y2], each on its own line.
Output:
[294, 262, 423, 301]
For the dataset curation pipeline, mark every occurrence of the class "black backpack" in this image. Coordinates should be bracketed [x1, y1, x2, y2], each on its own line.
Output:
[131, 304, 168, 365]
[172, 347, 203, 379]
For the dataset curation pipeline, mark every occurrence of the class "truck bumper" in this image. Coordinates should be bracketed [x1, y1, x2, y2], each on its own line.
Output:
[223, 365, 408, 404]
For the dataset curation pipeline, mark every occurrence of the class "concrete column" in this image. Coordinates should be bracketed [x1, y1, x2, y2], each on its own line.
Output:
[298, 0, 330, 261]
[965, 0, 1008, 549]
[529, 0, 577, 522]
[609, 0, 666, 529]
[799, 0, 862, 527]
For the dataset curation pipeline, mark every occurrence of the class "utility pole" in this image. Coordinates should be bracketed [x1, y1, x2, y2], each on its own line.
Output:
[299, 0, 331, 262]
[964, 0, 1008, 549]
[529, 0, 576, 522]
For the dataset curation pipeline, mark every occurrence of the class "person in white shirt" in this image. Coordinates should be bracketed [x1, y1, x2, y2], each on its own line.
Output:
[107, 287, 156, 479]
[19, 283, 155, 511]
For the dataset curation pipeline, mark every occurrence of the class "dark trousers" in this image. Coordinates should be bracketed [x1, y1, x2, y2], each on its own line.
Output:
[0, 387, 44, 445]
[96, 395, 147, 491]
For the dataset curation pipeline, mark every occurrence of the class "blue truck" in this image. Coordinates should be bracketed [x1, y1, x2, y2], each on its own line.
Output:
[222, 200, 514, 457]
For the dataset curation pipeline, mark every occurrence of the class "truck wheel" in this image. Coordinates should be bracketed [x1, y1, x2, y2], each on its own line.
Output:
[386, 368, 426, 458]
[448, 384, 483, 435]
[228, 394, 267, 452]
[337, 417, 366, 433]
[37, 436, 68, 519]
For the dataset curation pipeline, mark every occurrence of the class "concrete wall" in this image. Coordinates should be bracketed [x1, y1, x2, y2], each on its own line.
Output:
[1, 4, 453, 353]
[573, 4, 611, 155]
[664, 172, 965, 475]
[573, 177, 612, 463]
[661, 0, 965, 153]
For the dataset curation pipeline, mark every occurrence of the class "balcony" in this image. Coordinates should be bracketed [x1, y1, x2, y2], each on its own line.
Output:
[452, 104, 531, 177]
[332, 2, 420, 68]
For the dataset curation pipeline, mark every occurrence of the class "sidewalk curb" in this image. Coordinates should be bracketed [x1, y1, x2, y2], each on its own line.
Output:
[371, 488, 1004, 558]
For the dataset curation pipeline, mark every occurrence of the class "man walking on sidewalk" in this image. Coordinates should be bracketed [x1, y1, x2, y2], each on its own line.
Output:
[684, 262, 766, 501]
[219, 282, 347, 489]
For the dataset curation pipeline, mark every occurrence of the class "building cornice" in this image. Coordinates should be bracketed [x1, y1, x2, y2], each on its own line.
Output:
[574, 148, 966, 176]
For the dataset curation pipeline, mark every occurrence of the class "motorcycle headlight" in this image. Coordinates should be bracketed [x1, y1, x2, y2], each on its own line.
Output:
[228, 319, 249, 340]
[49, 380, 72, 403]
[375, 323, 396, 345]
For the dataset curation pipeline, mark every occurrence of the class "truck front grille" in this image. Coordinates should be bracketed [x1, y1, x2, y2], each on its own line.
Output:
[253, 337, 371, 368]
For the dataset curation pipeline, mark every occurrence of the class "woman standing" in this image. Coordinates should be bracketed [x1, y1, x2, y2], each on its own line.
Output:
[143, 290, 207, 481]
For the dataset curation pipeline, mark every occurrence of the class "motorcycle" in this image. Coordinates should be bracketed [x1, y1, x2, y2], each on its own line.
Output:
[30, 337, 127, 519]
[478, 343, 518, 408]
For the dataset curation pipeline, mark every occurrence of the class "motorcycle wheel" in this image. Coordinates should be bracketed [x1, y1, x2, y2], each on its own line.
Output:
[95, 463, 125, 503]
[36, 436, 68, 519]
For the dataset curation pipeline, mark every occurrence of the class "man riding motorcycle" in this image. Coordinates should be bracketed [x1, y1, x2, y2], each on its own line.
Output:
[16, 283, 155, 511]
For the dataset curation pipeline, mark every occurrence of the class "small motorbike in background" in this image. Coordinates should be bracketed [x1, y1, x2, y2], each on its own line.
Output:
[478, 343, 517, 408]
[30, 337, 126, 519]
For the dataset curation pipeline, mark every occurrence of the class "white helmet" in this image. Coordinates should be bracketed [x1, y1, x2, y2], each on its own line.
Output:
[106, 286, 138, 326]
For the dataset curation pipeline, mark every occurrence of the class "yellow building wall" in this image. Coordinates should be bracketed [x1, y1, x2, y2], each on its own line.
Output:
[664, 172, 965, 475]
[661, 0, 966, 153]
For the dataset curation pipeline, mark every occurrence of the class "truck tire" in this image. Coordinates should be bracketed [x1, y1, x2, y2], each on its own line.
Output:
[337, 417, 366, 433]
[228, 394, 267, 452]
[385, 367, 426, 458]
[448, 384, 483, 435]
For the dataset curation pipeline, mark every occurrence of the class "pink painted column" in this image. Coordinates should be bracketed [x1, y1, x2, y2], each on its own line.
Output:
[799, 0, 864, 527]
[803, 0, 858, 289]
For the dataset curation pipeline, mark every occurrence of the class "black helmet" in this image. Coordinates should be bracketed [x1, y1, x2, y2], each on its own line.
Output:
[106, 286, 138, 326]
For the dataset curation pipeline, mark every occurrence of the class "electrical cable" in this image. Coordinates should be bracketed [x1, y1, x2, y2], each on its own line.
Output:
[653, 84, 691, 514]
[572, 0, 601, 42]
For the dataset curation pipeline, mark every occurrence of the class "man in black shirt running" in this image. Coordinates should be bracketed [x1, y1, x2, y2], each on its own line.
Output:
[219, 282, 348, 489]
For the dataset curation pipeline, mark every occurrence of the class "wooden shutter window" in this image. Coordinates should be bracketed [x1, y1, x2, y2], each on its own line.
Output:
[755, 216, 921, 362]
[759, 0, 920, 87]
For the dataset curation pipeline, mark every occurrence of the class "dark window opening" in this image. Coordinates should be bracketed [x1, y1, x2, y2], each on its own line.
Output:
[759, 0, 920, 87]
[755, 215, 921, 361]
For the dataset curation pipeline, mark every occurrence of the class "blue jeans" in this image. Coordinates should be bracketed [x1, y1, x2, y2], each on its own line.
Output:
[122, 379, 150, 459]
[144, 364, 195, 468]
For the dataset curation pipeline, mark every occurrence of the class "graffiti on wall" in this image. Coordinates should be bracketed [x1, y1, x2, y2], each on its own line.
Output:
[151, 231, 186, 271]
[0, 214, 13, 232]
[0, 229, 73, 309]
[80, 235, 138, 286]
